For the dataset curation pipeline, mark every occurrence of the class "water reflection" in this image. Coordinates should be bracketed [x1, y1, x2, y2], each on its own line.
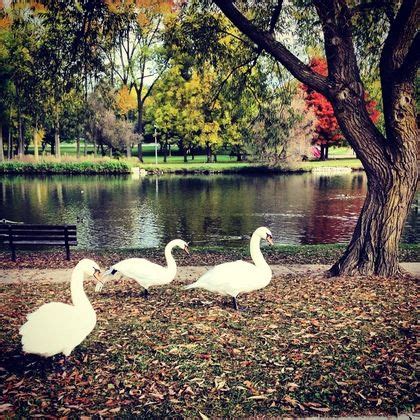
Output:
[0, 173, 418, 249]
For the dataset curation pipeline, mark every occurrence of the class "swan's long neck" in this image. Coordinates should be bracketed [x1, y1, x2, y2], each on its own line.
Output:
[250, 233, 271, 274]
[164, 241, 178, 277]
[70, 267, 92, 309]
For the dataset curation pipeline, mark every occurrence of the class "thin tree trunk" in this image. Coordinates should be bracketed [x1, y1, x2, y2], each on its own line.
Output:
[7, 106, 12, 159]
[319, 143, 327, 160]
[17, 103, 24, 159]
[33, 121, 39, 161]
[126, 144, 131, 158]
[0, 122, 4, 162]
[76, 131, 80, 159]
[163, 140, 168, 163]
[136, 96, 144, 162]
[206, 144, 212, 163]
[54, 111, 61, 159]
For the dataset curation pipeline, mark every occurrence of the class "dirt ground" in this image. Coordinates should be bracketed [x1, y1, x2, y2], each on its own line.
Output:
[0, 263, 418, 284]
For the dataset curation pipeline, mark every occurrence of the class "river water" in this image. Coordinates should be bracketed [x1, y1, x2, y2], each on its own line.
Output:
[0, 173, 418, 249]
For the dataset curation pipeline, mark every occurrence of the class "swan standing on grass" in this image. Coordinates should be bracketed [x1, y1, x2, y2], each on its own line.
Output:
[95, 239, 189, 297]
[19, 259, 102, 357]
[184, 227, 273, 310]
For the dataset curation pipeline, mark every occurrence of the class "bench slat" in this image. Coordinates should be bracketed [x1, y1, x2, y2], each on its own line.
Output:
[0, 227, 76, 233]
[10, 241, 78, 245]
[0, 224, 76, 230]
[1, 236, 76, 241]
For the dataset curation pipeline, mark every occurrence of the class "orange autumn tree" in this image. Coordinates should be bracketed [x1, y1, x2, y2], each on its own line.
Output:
[301, 57, 380, 160]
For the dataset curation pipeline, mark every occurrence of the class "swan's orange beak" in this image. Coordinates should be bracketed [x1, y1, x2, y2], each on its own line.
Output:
[266, 234, 274, 246]
[184, 244, 190, 255]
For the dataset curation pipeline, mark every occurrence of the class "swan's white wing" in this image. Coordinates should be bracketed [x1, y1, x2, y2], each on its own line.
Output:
[20, 302, 96, 357]
[112, 258, 169, 288]
[193, 260, 265, 296]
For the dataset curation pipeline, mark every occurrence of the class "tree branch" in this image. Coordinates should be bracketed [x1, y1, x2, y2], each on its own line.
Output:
[350, 0, 395, 22]
[380, 0, 419, 74]
[212, 0, 329, 96]
[396, 31, 420, 79]
[269, 0, 283, 33]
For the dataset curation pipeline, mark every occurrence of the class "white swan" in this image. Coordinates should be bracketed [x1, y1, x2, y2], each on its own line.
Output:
[19, 259, 102, 357]
[184, 227, 273, 310]
[95, 239, 189, 297]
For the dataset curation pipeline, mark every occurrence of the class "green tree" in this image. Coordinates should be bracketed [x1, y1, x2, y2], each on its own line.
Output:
[102, 0, 175, 161]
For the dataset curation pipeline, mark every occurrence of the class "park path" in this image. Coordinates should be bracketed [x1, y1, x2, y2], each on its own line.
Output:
[0, 263, 418, 284]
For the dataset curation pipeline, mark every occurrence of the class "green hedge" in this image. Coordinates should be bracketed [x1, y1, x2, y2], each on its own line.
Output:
[0, 160, 132, 174]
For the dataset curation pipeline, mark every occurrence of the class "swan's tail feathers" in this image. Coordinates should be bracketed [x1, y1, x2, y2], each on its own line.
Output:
[184, 282, 199, 290]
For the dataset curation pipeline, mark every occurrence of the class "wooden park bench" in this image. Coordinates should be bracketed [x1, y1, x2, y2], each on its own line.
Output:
[0, 223, 77, 261]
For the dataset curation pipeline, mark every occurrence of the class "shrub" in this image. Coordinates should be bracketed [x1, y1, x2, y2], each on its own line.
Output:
[0, 159, 132, 174]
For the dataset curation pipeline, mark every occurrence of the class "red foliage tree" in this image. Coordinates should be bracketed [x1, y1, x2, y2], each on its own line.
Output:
[301, 57, 380, 160]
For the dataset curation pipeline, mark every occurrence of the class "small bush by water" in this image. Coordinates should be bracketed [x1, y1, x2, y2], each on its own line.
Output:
[0, 159, 131, 174]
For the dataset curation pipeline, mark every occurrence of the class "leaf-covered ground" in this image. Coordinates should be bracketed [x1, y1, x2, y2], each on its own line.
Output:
[0, 272, 417, 417]
[0, 243, 418, 269]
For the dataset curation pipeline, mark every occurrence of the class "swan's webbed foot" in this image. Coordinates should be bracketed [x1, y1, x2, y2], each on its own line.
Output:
[143, 289, 149, 299]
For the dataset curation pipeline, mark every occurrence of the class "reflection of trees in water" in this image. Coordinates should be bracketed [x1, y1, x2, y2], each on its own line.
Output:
[301, 174, 367, 244]
[0, 174, 417, 248]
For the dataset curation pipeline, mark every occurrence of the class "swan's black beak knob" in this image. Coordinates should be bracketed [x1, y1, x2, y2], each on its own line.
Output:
[93, 268, 102, 282]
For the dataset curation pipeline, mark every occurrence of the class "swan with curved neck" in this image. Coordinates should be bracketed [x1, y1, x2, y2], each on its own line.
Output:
[184, 227, 273, 310]
[19, 259, 102, 357]
[96, 239, 189, 297]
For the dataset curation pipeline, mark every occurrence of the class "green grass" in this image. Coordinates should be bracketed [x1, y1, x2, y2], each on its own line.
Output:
[7, 144, 364, 174]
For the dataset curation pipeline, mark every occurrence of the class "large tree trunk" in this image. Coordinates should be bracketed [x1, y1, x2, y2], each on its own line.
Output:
[327, 78, 417, 276]
[213, 0, 419, 277]
[330, 168, 416, 276]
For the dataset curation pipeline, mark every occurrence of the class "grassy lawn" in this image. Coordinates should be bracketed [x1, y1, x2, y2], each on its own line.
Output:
[0, 271, 416, 417]
[25, 143, 362, 173]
